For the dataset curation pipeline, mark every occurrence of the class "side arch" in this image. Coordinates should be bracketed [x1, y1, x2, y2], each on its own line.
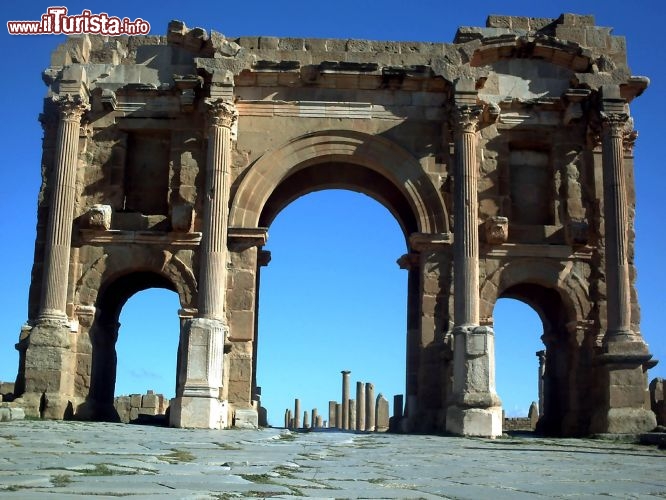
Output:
[229, 129, 449, 236]
[480, 259, 591, 326]
[75, 248, 198, 314]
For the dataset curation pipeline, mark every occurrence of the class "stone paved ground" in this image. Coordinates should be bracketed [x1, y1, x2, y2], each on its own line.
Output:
[0, 421, 664, 499]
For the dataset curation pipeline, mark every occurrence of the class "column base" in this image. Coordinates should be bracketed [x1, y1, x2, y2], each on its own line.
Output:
[169, 396, 228, 429]
[233, 408, 258, 429]
[591, 407, 656, 435]
[19, 320, 76, 419]
[446, 405, 503, 437]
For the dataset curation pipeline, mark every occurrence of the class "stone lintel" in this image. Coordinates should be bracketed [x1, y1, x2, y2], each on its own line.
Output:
[227, 227, 268, 250]
[483, 243, 593, 260]
[79, 229, 202, 247]
[408, 232, 452, 252]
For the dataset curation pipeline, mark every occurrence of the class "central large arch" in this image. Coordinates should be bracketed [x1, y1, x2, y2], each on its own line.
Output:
[224, 130, 449, 426]
[229, 129, 449, 236]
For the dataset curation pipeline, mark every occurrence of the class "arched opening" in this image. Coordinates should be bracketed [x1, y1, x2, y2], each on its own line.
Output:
[84, 271, 181, 422]
[493, 282, 573, 436]
[494, 298, 543, 419]
[257, 189, 407, 427]
[115, 288, 181, 399]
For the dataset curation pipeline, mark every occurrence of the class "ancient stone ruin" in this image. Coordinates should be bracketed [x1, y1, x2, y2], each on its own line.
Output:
[11, 14, 659, 437]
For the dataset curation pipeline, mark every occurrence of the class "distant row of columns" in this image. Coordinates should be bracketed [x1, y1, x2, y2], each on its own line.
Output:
[283, 369, 397, 432]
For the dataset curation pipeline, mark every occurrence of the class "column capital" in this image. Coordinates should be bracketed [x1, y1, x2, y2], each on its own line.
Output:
[205, 98, 238, 129]
[600, 111, 629, 135]
[453, 105, 483, 134]
[52, 93, 89, 122]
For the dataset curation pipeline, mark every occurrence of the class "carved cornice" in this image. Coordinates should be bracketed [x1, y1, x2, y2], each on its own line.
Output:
[453, 105, 483, 135]
[52, 94, 90, 122]
[205, 98, 238, 129]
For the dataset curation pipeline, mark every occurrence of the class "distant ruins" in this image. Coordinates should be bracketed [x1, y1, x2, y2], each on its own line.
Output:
[11, 14, 659, 437]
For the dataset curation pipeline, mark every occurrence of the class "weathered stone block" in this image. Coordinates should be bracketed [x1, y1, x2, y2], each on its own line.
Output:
[130, 394, 142, 408]
[86, 204, 112, 230]
[171, 204, 195, 232]
[375, 394, 389, 432]
[142, 394, 159, 409]
[649, 378, 665, 426]
[234, 408, 258, 429]
[484, 216, 508, 244]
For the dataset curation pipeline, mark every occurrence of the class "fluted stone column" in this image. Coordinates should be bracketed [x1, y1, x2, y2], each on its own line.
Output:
[21, 94, 88, 418]
[170, 100, 238, 430]
[40, 94, 89, 321]
[446, 101, 502, 438]
[591, 88, 655, 433]
[341, 370, 351, 430]
[356, 381, 366, 431]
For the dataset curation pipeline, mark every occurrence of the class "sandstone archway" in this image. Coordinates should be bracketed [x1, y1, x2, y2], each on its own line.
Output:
[15, 15, 657, 435]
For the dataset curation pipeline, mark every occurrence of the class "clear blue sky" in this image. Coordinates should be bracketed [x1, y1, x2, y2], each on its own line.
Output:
[1, 1, 664, 425]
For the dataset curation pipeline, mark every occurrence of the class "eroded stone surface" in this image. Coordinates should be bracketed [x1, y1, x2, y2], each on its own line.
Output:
[0, 421, 664, 498]
[14, 13, 657, 437]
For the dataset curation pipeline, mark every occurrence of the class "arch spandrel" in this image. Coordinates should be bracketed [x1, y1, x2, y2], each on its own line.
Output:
[75, 248, 198, 314]
[480, 258, 592, 327]
[229, 130, 449, 236]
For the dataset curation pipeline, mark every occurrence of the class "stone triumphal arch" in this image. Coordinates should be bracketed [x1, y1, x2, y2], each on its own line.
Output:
[14, 14, 658, 436]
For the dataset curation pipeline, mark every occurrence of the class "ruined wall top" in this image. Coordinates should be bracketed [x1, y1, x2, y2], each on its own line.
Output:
[43, 13, 645, 101]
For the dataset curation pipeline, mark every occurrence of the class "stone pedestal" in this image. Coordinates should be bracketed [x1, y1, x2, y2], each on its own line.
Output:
[234, 408, 258, 429]
[446, 406, 503, 437]
[170, 318, 227, 429]
[446, 325, 503, 437]
[169, 395, 227, 429]
[591, 343, 656, 434]
[18, 321, 75, 419]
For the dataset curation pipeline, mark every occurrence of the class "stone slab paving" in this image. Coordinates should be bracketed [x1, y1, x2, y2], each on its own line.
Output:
[0, 421, 664, 498]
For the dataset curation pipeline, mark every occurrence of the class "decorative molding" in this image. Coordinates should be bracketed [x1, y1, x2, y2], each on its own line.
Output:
[205, 98, 238, 129]
[52, 93, 90, 121]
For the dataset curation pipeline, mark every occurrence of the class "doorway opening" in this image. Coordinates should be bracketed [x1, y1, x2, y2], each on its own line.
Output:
[494, 297, 543, 420]
[257, 189, 407, 427]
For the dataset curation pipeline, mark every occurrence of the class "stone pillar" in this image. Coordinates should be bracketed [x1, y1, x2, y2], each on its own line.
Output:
[303, 410, 310, 429]
[170, 100, 237, 430]
[394, 394, 404, 420]
[375, 394, 389, 432]
[294, 398, 301, 429]
[20, 94, 89, 418]
[287, 409, 292, 429]
[349, 399, 356, 431]
[328, 400, 337, 429]
[335, 403, 342, 429]
[446, 91, 502, 438]
[284, 409, 289, 429]
[311, 408, 318, 428]
[356, 382, 366, 431]
[39, 94, 89, 321]
[536, 350, 546, 416]
[365, 382, 375, 431]
[591, 86, 655, 434]
[341, 370, 351, 430]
